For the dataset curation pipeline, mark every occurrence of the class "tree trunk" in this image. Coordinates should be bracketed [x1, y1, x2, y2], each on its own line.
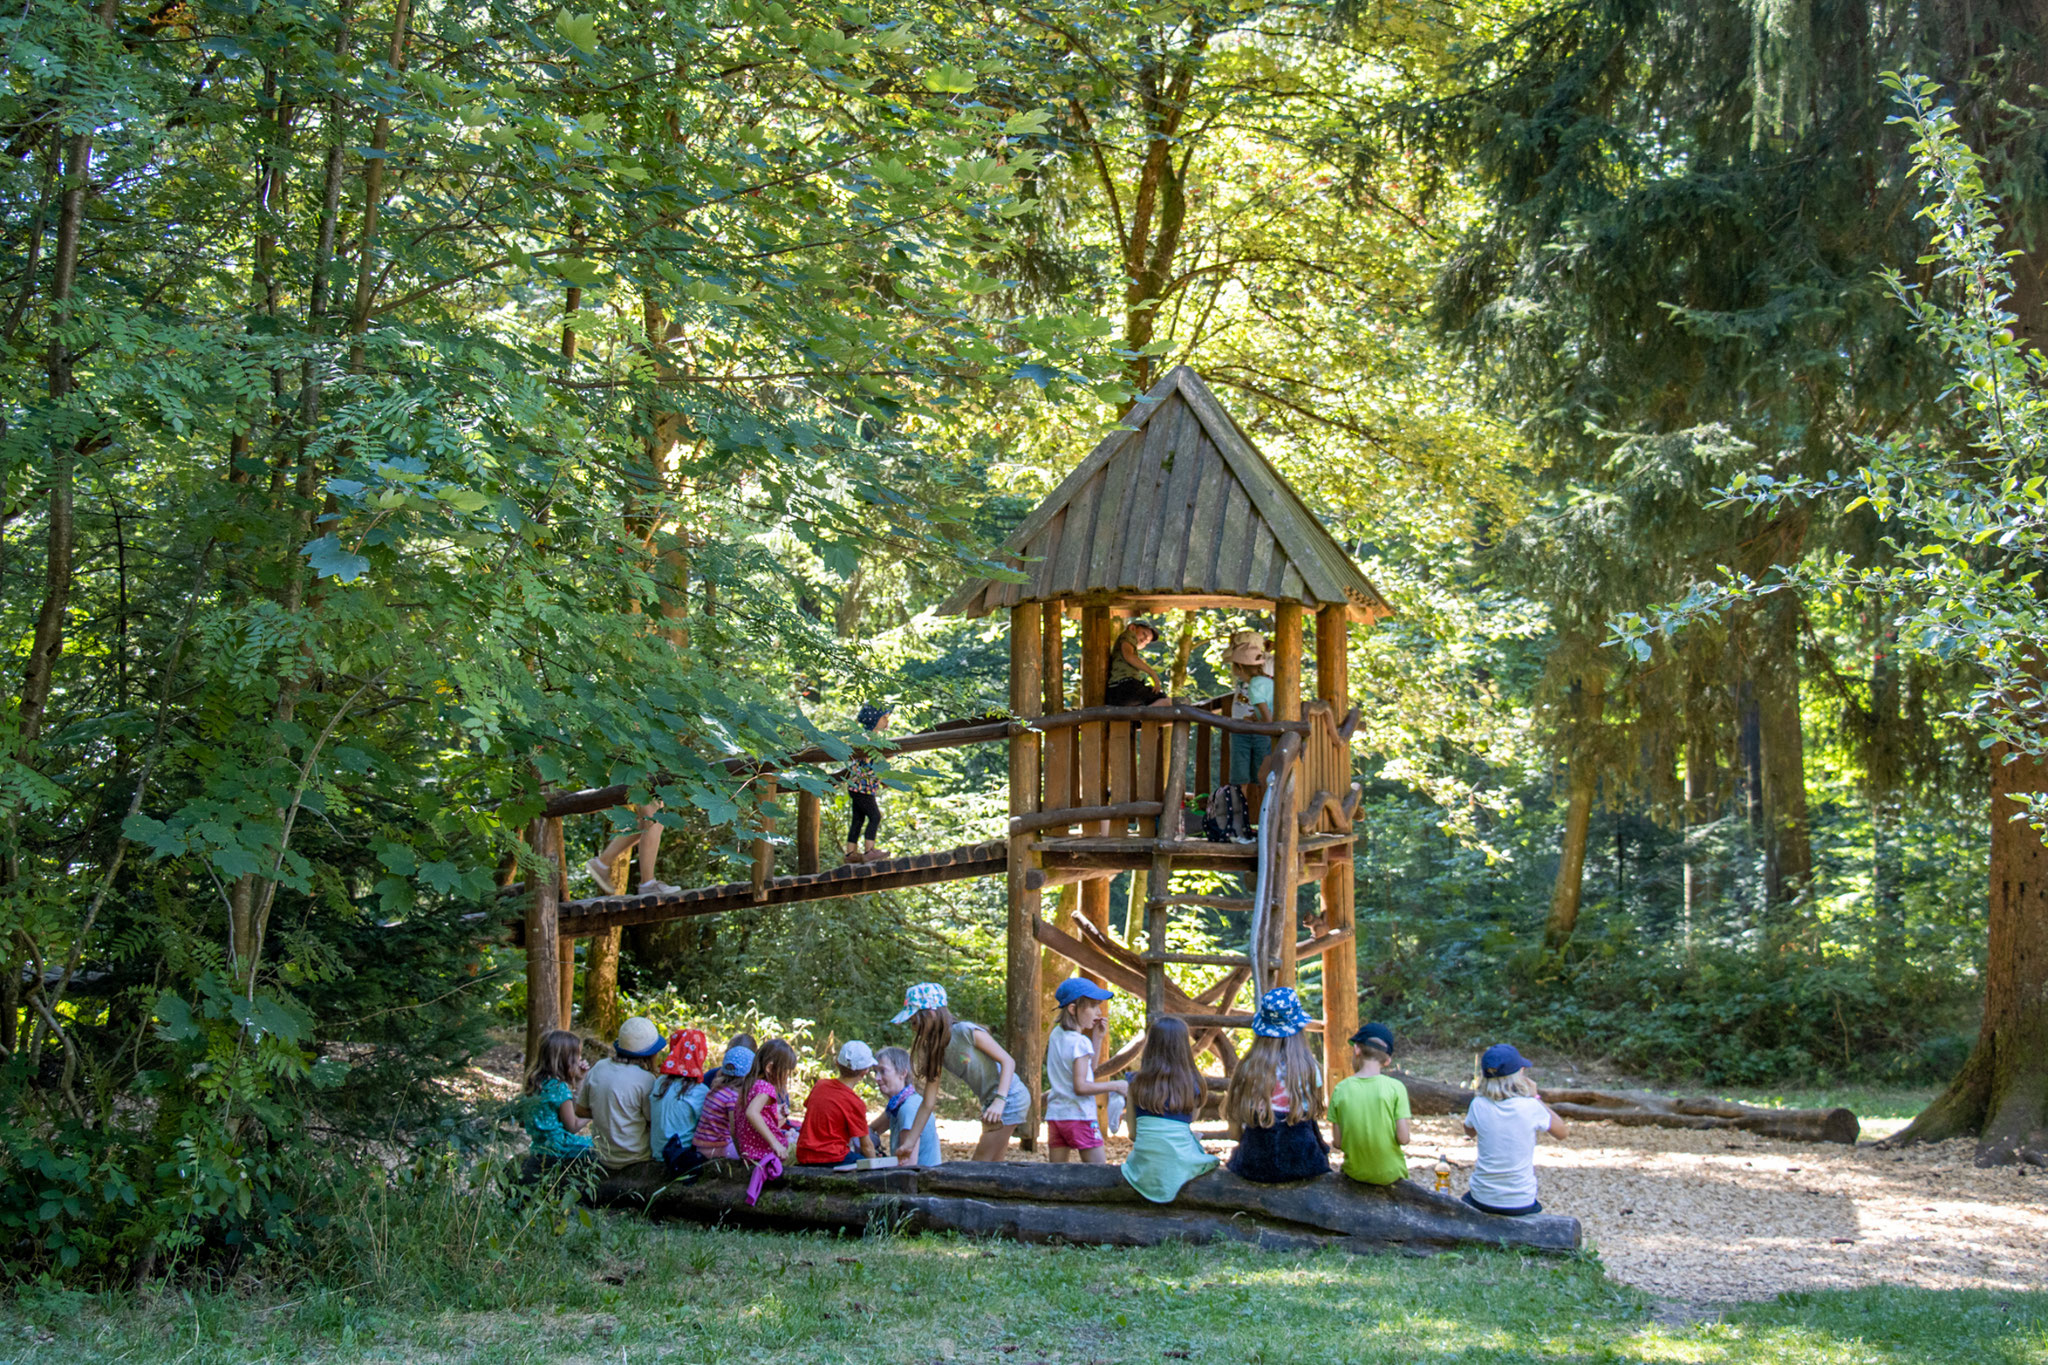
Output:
[1756, 594, 1812, 912]
[584, 926, 624, 1040]
[1544, 674, 1604, 949]
[1889, 739, 2048, 1165]
[1682, 739, 1716, 958]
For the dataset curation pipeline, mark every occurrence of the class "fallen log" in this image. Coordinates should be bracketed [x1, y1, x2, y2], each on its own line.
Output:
[585, 1158, 1580, 1257]
[1390, 1072, 1860, 1145]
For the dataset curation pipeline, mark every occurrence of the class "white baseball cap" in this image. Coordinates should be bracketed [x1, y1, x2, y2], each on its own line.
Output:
[837, 1040, 877, 1071]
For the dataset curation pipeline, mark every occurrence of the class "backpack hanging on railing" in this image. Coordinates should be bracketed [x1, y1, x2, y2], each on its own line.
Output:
[1203, 784, 1250, 843]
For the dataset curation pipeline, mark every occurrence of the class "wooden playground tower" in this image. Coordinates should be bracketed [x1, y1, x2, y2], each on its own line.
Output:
[520, 366, 1390, 1093]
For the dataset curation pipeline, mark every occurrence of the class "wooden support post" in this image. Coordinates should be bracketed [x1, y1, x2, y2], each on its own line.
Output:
[1079, 603, 1113, 982]
[797, 789, 821, 874]
[1317, 604, 1357, 1079]
[1146, 720, 1190, 1023]
[1043, 599, 1064, 714]
[1008, 602, 1045, 1146]
[524, 819, 561, 1065]
[753, 776, 777, 901]
[556, 817, 595, 1033]
[1275, 602, 1304, 724]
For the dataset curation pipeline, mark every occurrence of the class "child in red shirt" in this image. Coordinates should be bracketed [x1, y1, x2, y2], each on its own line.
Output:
[795, 1040, 880, 1167]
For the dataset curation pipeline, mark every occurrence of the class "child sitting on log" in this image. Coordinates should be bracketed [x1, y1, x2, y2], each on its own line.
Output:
[690, 1033, 758, 1161]
[575, 1015, 667, 1171]
[1223, 988, 1330, 1182]
[649, 1027, 711, 1173]
[1328, 1023, 1412, 1187]
[795, 1040, 880, 1167]
[519, 1029, 594, 1173]
[1105, 619, 1170, 707]
[1461, 1043, 1568, 1216]
[1044, 977, 1128, 1164]
[891, 981, 1029, 1164]
[1120, 1016, 1219, 1202]
[871, 1045, 940, 1166]
[736, 1038, 801, 1165]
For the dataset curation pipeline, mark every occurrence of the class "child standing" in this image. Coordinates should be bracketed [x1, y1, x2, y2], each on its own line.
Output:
[649, 1027, 711, 1167]
[574, 1015, 666, 1170]
[870, 1045, 941, 1166]
[1223, 631, 1275, 819]
[1120, 1016, 1220, 1202]
[691, 1034, 758, 1160]
[891, 982, 1030, 1164]
[520, 1029, 593, 1166]
[1043, 977, 1127, 1164]
[842, 702, 894, 864]
[1461, 1043, 1568, 1216]
[735, 1038, 801, 1164]
[1328, 1022, 1413, 1186]
[795, 1041, 880, 1167]
[1105, 619, 1169, 707]
[1223, 988, 1330, 1183]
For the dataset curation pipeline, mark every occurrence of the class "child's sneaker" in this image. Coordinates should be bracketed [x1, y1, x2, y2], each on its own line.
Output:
[636, 879, 681, 896]
[585, 857, 618, 895]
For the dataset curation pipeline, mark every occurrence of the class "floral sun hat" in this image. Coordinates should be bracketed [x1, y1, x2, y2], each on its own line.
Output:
[1251, 986, 1312, 1039]
[889, 982, 948, 1024]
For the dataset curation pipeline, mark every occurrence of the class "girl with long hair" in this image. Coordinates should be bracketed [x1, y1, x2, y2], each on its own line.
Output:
[1119, 1016, 1220, 1202]
[1222, 988, 1330, 1183]
[889, 982, 1028, 1165]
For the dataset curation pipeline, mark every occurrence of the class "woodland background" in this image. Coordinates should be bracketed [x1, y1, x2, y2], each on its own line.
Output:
[4, 0, 2048, 1285]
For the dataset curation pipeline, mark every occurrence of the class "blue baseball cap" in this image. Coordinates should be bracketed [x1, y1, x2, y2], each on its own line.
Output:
[1054, 977, 1113, 1007]
[1480, 1043, 1533, 1078]
[1349, 1022, 1395, 1055]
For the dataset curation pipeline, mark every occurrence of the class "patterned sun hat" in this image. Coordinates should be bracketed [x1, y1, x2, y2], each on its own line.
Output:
[660, 1027, 709, 1078]
[1251, 987, 1312, 1039]
[889, 981, 948, 1024]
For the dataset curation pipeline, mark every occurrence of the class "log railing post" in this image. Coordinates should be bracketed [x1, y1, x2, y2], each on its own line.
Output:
[524, 818, 561, 1066]
[1316, 603, 1357, 1079]
[797, 788, 821, 874]
[1146, 720, 1190, 1023]
[753, 775, 777, 900]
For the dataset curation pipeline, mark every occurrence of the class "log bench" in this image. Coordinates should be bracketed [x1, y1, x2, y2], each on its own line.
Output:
[583, 1159, 1583, 1257]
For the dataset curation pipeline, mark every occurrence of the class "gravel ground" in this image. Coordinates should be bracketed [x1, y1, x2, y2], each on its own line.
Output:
[921, 1112, 2048, 1303]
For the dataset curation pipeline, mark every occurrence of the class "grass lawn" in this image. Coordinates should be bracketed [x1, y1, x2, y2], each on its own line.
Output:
[8, 1211, 2044, 1365]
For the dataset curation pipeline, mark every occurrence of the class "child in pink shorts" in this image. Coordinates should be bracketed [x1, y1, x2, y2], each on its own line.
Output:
[1043, 977, 1127, 1162]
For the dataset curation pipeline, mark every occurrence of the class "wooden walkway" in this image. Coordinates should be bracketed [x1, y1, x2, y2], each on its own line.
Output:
[553, 840, 1008, 936]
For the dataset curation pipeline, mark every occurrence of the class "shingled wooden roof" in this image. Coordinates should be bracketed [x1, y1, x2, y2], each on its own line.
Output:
[940, 366, 1392, 620]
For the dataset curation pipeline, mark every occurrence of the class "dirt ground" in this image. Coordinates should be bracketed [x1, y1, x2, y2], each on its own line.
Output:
[465, 1043, 2048, 1304]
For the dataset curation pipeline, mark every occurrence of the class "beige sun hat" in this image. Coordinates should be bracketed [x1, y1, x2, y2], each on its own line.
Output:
[1224, 630, 1274, 676]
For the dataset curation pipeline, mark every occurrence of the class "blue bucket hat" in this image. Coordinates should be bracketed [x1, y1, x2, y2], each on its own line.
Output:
[889, 981, 948, 1025]
[1251, 987, 1312, 1039]
[857, 702, 894, 731]
[1480, 1043, 1534, 1078]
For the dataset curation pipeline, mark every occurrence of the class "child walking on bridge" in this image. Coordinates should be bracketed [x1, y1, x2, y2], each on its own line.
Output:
[842, 702, 893, 865]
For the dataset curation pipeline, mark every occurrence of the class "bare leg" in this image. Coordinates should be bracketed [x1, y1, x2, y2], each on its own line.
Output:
[1078, 1145, 1108, 1165]
[598, 805, 661, 880]
[972, 1123, 1016, 1162]
[1048, 1145, 1073, 1163]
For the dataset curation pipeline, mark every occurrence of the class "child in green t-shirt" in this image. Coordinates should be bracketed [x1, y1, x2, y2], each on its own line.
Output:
[1327, 1022, 1411, 1185]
